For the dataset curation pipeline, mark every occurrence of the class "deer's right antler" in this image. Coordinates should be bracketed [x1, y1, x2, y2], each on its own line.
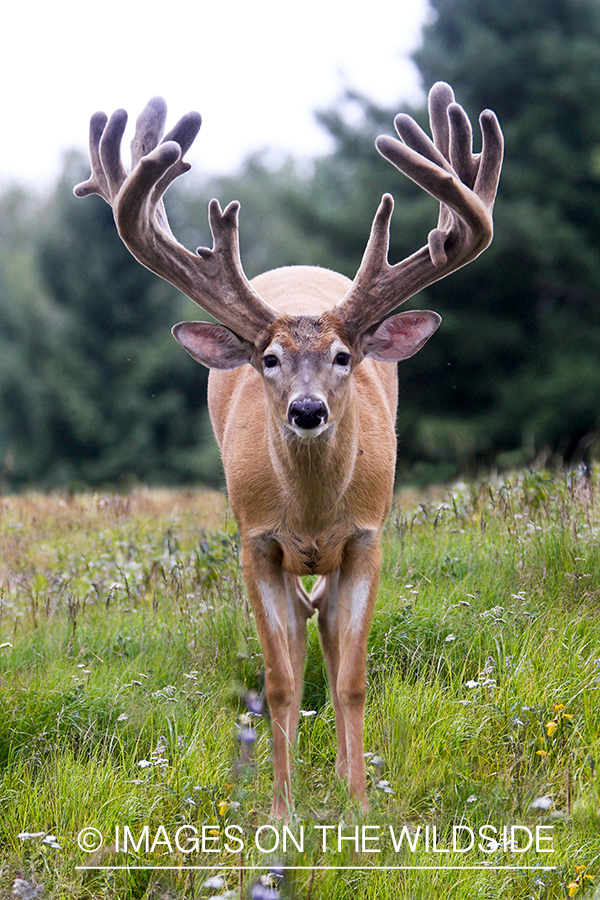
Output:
[74, 97, 278, 343]
[335, 82, 504, 340]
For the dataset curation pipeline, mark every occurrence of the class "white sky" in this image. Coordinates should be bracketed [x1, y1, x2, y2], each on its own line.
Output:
[2, 0, 430, 188]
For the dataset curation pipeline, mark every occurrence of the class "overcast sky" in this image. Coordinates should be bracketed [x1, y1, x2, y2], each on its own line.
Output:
[2, 0, 430, 188]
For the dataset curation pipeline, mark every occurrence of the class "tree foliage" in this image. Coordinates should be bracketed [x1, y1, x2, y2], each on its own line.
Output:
[0, 158, 221, 490]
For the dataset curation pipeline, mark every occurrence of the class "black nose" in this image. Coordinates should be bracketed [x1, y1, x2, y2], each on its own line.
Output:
[288, 397, 328, 430]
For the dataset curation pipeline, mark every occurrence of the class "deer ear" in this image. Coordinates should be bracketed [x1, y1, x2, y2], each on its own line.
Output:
[361, 310, 441, 362]
[172, 321, 253, 370]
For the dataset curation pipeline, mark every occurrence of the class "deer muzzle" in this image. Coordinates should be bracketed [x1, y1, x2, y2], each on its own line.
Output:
[287, 397, 329, 431]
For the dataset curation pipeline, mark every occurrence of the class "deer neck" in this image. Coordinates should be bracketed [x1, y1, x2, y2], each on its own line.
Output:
[267, 391, 359, 523]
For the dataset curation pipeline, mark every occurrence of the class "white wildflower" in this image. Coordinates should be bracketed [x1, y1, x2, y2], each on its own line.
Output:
[530, 796, 553, 811]
[202, 876, 226, 890]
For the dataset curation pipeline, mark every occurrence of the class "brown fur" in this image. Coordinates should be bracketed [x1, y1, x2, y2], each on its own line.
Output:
[208, 266, 398, 816]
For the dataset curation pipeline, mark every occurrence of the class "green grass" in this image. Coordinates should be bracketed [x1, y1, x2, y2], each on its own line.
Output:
[0, 473, 599, 898]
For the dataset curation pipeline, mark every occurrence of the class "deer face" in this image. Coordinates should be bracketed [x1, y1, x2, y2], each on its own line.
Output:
[172, 307, 441, 439]
[258, 314, 354, 439]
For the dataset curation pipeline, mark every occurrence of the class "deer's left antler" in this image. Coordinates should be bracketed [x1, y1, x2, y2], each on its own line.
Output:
[335, 82, 504, 340]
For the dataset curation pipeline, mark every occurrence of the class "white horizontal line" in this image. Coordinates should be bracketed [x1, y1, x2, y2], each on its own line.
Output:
[76, 865, 558, 872]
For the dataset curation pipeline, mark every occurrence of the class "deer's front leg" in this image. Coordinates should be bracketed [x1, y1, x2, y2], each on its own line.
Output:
[241, 539, 312, 819]
[315, 533, 382, 811]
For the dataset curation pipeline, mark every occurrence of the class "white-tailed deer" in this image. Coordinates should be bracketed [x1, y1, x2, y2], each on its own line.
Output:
[74, 84, 503, 818]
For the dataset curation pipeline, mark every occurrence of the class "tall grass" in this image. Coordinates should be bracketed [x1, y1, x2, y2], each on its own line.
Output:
[0, 473, 598, 898]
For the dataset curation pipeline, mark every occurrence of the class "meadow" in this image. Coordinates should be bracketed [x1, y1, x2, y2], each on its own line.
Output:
[0, 470, 599, 899]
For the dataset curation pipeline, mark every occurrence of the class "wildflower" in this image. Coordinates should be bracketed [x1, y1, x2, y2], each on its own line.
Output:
[237, 727, 257, 744]
[41, 834, 62, 849]
[530, 796, 553, 810]
[249, 886, 279, 900]
[202, 875, 225, 890]
[466, 795, 478, 803]
[444, 634, 457, 642]
[245, 690, 264, 715]
[567, 882, 579, 897]
[375, 779, 394, 794]
[249, 880, 280, 900]
[218, 800, 229, 816]
[12, 879, 44, 899]
[465, 680, 480, 689]
[545, 720, 558, 737]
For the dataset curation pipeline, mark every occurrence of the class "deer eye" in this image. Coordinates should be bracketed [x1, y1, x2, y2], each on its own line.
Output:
[262, 354, 280, 369]
[334, 352, 351, 367]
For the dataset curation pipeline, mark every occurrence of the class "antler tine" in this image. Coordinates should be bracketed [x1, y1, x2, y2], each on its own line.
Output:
[73, 111, 110, 203]
[74, 98, 279, 343]
[334, 82, 503, 341]
[130, 96, 167, 169]
[428, 81, 454, 160]
[475, 109, 505, 207]
[100, 108, 129, 200]
[448, 102, 478, 190]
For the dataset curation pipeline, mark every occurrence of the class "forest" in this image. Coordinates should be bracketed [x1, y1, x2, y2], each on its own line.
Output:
[2, 0, 600, 492]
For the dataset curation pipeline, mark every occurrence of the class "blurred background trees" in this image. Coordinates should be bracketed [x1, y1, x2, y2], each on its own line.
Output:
[2, 0, 600, 490]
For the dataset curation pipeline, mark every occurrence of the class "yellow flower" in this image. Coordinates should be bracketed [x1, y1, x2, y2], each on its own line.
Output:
[553, 703, 565, 713]
[545, 720, 558, 737]
[567, 882, 580, 897]
[563, 713, 574, 721]
[575, 865, 587, 875]
[217, 800, 229, 816]
[536, 749, 548, 757]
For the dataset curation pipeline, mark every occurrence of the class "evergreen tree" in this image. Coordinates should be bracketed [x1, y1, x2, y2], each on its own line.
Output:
[0, 157, 222, 491]
[265, 0, 600, 480]
[412, 0, 600, 473]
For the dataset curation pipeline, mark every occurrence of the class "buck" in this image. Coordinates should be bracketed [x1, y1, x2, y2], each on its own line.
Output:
[74, 83, 503, 818]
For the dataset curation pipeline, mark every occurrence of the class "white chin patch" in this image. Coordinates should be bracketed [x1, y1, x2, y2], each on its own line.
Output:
[287, 422, 331, 440]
